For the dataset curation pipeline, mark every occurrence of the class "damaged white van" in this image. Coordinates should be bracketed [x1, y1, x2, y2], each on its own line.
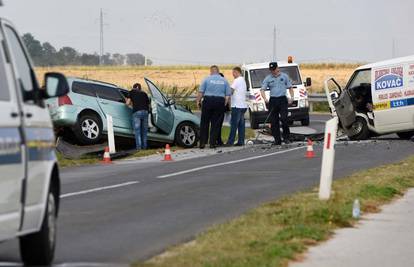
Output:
[325, 56, 414, 140]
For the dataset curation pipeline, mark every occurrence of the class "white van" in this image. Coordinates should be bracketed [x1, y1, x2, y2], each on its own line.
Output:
[242, 58, 312, 129]
[0, 16, 69, 265]
[325, 55, 414, 140]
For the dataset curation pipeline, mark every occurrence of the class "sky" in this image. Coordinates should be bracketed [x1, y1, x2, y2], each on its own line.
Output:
[0, 0, 413, 65]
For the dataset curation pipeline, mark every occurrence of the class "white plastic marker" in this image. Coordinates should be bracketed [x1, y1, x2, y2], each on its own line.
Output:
[157, 146, 304, 179]
[61, 181, 139, 199]
[319, 117, 339, 200]
[107, 114, 116, 154]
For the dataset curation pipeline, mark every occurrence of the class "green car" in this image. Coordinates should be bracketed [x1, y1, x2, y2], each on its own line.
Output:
[46, 77, 200, 148]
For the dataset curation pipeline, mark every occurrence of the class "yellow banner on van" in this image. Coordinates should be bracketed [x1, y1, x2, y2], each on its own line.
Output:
[373, 102, 390, 111]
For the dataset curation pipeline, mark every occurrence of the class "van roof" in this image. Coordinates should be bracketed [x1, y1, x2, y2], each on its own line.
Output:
[357, 55, 414, 70]
[242, 61, 298, 70]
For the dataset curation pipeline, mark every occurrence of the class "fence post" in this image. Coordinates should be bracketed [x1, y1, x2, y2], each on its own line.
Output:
[107, 114, 116, 154]
[319, 117, 338, 200]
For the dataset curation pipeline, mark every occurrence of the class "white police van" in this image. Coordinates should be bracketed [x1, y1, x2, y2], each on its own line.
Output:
[0, 9, 69, 265]
[242, 57, 312, 129]
[325, 55, 414, 140]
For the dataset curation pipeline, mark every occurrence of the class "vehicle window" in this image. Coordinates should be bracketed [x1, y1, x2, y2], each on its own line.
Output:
[94, 84, 124, 102]
[72, 82, 96, 97]
[346, 69, 371, 90]
[3, 26, 36, 102]
[244, 71, 250, 90]
[0, 41, 10, 101]
[146, 80, 166, 103]
[250, 66, 302, 89]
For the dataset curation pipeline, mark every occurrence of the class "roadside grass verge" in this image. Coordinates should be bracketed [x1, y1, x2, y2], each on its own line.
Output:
[134, 156, 414, 267]
[57, 126, 255, 167]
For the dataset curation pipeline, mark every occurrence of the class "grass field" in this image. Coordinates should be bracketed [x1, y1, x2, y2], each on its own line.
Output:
[134, 156, 414, 267]
[35, 63, 359, 94]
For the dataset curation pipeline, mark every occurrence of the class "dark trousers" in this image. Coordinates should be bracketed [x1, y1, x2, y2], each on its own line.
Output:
[200, 96, 225, 146]
[269, 96, 290, 143]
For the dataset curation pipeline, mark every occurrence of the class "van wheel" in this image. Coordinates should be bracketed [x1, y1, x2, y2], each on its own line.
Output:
[175, 122, 198, 148]
[74, 113, 102, 145]
[349, 117, 370, 140]
[301, 116, 310, 126]
[20, 189, 57, 266]
[397, 131, 414, 140]
[250, 113, 260, 129]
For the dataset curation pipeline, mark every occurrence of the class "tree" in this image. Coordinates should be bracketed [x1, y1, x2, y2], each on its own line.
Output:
[126, 53, 145, 65]
[112, 53, 126, 65]
[57, 47, 79, 65]
[22, 33, 43, 65]
[80, 53, 99, 66]
[42, 42, 57, 66]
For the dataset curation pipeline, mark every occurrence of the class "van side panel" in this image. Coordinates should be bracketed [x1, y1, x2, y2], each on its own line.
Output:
[371, 62, 414, 133]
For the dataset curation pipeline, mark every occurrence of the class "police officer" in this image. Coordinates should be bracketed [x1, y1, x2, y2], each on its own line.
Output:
[260, 62, 294, 145]
[197, 65, 231, 149]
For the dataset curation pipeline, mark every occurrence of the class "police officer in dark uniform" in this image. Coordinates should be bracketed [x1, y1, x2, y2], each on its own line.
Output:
[197, 65, 231, 149]
[260, 62, 294, 145]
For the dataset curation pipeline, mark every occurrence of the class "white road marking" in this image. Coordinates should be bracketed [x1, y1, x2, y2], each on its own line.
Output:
[157, 146, 305, 179]
[61, 181, 140, 199]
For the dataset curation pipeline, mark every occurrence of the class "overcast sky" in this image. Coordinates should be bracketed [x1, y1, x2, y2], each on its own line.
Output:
[0, 0, 412, 65]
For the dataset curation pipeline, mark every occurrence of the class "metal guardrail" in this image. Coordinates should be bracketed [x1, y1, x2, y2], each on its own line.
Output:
[174, 93, 328, 112]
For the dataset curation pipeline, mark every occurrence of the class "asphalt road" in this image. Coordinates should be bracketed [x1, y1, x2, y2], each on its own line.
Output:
[0, 116, 413, 266]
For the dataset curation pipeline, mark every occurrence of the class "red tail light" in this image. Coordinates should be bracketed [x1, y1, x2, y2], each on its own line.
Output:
[58, 95, 73, 106]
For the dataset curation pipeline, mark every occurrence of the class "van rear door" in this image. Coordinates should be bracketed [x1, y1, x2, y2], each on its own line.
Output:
[0, 21, 24, 239]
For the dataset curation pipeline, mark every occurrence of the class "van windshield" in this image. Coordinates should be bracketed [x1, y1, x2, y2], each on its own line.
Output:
[249, 66, 302, 88]
[346, 69, 371, 90]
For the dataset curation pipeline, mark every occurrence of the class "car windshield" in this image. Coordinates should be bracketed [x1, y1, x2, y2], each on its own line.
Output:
[346, 69, 371, 90]
[249, 66, 302, 88]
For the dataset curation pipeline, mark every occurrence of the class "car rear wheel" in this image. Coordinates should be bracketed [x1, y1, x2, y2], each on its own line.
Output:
[397, 131, 414, 140]
[74, 113, 102, 145]
[175, 122, 198, 148]
[20, 189, 57, 266]
[348, 117, 370, 140]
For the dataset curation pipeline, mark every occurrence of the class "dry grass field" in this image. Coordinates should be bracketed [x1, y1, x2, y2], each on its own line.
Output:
[35, 63, 360, 94]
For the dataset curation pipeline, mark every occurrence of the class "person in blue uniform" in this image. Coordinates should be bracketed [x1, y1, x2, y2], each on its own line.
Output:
[260, 62, 294, 145]
[197, 65, 231, 149]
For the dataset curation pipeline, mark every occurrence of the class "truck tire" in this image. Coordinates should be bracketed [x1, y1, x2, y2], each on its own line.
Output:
[397, 131, 414, 140]
[250, 112, 260, 129]
[349, 117, 370, 140]
[20, 189, 57, 266]
[73, 113, 102, 145]
[301, 116, 310, 126]
[175, 122, 199, 148]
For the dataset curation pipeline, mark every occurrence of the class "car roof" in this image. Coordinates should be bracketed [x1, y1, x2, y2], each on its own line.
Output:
[357, 55, 414, 70]
[242, 61, 299, 70]
[67, 77, 119, 88]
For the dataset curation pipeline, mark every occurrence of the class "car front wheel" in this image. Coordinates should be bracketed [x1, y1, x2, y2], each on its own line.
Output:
[20, 190, 57, 266]
[175, 122, 198, 148]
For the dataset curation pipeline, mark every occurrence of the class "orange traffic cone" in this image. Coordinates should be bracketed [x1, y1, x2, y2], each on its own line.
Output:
[162, 144, 173, 161]
[306, 138, 315, 158]
[102, 146, 112, 164]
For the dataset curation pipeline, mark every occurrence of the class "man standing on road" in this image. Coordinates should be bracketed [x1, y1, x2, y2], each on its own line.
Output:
[261, 62, 294, 145]
[197, 65, 231, 149]
[126, 83, 150, 150]
[227, 67, 248, 146]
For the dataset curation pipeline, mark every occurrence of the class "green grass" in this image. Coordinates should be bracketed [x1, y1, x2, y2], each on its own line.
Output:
[134, 157, 414, 267]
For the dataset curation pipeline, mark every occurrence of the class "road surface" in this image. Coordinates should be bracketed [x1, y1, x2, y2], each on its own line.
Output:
[0, 116, 413, 266]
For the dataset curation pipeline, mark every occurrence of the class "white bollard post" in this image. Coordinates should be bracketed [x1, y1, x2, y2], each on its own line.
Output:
[319, 117, 338, 200]
[106, 114, 116, 154]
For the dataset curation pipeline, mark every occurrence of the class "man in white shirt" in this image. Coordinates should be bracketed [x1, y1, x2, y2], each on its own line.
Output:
[227, 67, 248, 146]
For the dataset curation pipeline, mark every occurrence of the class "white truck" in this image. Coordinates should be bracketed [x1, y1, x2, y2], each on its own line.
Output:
[325, 55, 414, 140]
[242, 57, 312, 129]
[0, 12, 69, 265]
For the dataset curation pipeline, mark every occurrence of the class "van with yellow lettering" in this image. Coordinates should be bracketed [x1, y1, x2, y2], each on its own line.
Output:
[325, 55, 414, 140]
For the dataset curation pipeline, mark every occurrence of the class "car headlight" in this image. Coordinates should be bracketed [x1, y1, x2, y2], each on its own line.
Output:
[299, 99, 308, 108]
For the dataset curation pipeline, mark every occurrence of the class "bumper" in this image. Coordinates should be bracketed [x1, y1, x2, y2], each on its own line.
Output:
[49, 105, 79, 127]
[251, 108, 309, 123]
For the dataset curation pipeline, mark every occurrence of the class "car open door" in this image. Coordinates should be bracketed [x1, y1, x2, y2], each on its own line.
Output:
[145, 78, 174, 134]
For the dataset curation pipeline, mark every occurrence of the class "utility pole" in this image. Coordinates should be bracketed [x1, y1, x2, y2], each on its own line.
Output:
[273, 25, 277, 61]
[99, 8, 104, 65]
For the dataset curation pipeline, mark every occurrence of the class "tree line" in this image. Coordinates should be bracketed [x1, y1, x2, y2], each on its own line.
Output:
[22, 33, 152, 66]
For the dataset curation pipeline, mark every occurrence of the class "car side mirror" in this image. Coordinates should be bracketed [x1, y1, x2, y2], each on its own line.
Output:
[167, 98, 176, 106]
[305, 77, 312, 87]
[330, 90, 339, 100]
[43, 72, 69, 98]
